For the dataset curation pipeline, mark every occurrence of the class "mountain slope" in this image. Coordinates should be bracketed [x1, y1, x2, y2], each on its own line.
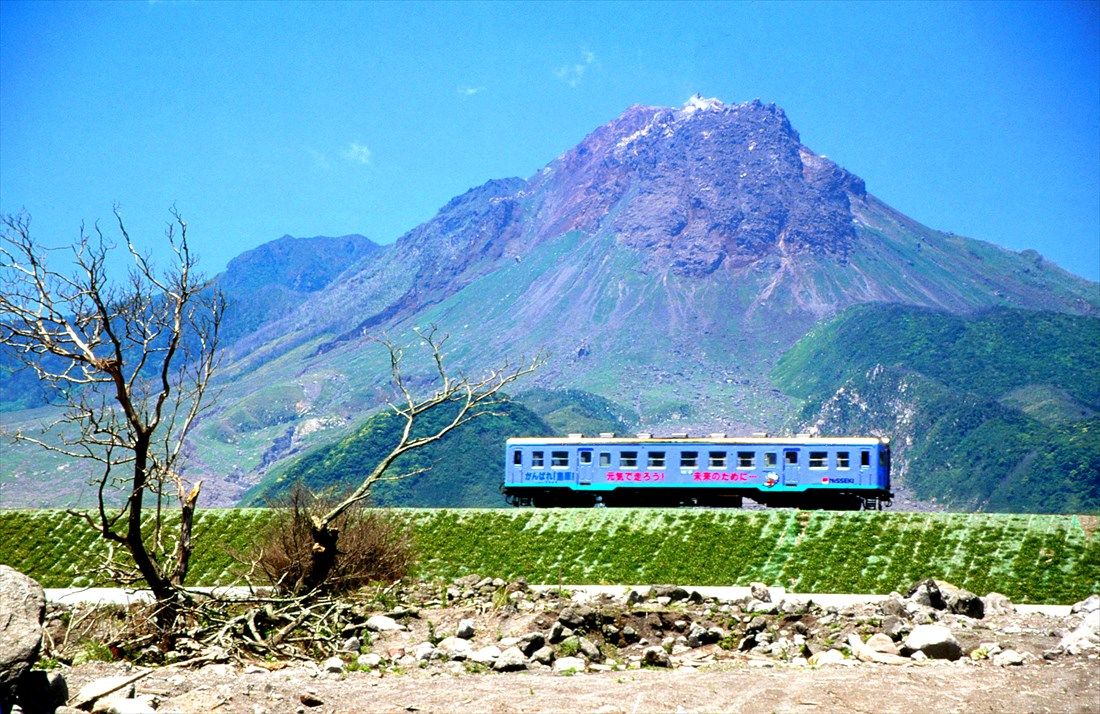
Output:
[772, 304, 1100, 512]
[4, 97, 1098, 507]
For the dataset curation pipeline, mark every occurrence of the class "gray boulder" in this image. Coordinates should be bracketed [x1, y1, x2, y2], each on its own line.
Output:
[936, 581, 984, 619]
[982, 592, 1014, 616]
[906, 579, 984, 618]
[492, 647, 528, 672]
[0, 566, 46, 701]
[435, 636, 474, 661]
[906, 579, 946, 610]
[749, 582, 772, 603]
[1071, 594, 1099, 614]
[641, 646, 671, 667]
[901, 624, 962, 660]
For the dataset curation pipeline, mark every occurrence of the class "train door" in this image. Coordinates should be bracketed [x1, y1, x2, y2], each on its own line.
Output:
[576, 447, 596, 486]
[782, 448, 801, 486]
[509, 445, 524, 484]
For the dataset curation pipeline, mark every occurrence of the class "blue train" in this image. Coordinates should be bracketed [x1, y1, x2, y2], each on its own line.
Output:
[503, 433, 891, 510]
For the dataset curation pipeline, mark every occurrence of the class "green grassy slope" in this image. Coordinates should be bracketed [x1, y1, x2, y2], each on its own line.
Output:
[772, 305, 1100, 513]
[1, 508, 1095, 604]
[243, 400, 552, 508]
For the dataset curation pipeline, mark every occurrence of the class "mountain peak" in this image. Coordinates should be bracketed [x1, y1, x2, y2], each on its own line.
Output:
[680, 93, 725, 114]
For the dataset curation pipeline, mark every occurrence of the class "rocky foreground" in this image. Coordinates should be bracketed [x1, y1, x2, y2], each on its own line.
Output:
[3, 567, 1098, 713]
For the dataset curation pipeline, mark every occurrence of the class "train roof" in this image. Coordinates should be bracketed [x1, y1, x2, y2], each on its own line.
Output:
[507, 434, 889, 446]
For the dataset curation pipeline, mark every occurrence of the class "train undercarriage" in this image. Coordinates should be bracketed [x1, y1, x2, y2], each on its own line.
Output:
[504, 488, 892, 511]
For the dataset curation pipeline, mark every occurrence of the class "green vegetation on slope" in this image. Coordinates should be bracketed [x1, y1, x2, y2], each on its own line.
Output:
[1, 509, 1095, 604]
[513, 388, 636, 436]
[772, 305, 1100, 513]
[244, 399, 551, 508]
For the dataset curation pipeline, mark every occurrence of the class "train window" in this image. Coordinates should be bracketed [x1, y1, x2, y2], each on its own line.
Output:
[532, 451, 544, 468]
[513, 451, 522, 466]
[737, 451, 755, 468]
[708, 451, 726, 468]
[621, 451, 638, 468]
[809, 452, 827, 468]
[764, 452, 777, 468]
[648, 451, 666, 468]
[551, 451, 569, 468]
[599, 452, 611, 467]
[861, 451, 871, 468]
[785, 451, 798, 466]
[837, 452, 850, 469]
[680, 451, 698, 468]
[580, 451, 592, 466]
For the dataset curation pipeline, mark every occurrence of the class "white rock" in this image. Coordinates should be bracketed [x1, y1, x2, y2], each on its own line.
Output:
[1071, 594, 1099, 614]
[810, 649, 847, 666]
[356, 653, 382, 668]
[410, 642, 436, 661]
[456, 618, 476, 639]
[554, 656, 586, 673]
[982, 592, 1014, 616]
[365, 615, 406, 632]
[992, 649, 1025, 666]
[436, 636, 474, 661]
[470, 645, 501, 665]
[903, 624, 962, 660]
[73, 675, 143, 709]
[321, 656, 344, 674]
[866, 633, 899, 655]
[92, 698, 156, 714]
[492, 647, 528, 671]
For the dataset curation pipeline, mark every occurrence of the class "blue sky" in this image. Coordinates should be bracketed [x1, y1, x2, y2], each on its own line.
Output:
[1, 1, 1098, 280]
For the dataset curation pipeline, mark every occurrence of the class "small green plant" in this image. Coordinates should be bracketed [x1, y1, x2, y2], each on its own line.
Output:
[558, 638, 581, 657]
[72, 641, 114, 666]
[464, 661, 489, 674]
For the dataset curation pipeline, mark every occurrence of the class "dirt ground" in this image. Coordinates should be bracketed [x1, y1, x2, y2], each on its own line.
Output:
[62, 657, 1098, 714]
[38, 578, 1100, 714]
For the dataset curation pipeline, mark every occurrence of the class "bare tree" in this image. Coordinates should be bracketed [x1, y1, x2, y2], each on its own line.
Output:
[295, 327, 542, 594]
[0, 208, 223, 636]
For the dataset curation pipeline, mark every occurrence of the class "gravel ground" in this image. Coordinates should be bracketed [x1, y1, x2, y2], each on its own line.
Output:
[61, 656, 1098, 714]
[46, 581, 1099, 714]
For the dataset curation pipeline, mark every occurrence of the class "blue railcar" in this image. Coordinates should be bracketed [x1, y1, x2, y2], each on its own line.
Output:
[503, 433, 891, 510]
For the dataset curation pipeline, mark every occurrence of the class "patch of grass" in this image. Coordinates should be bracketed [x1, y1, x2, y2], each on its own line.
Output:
[0, 508, 1096, 604]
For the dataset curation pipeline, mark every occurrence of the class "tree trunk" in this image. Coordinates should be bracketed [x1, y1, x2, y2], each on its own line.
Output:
[303, 523, 341, 594]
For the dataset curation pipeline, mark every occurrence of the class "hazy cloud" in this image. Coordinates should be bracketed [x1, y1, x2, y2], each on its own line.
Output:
[457, 85, 485, 98]
[555, 50, 596, 87]
[305, 147, 331, 170]
[343, 142, 372, 165]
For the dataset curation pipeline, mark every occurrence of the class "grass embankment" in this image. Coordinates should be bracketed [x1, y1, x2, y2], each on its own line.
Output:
[0, 509, 1096, 604]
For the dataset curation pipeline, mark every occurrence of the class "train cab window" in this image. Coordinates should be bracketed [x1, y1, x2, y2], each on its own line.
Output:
[648, 451, 666, 468]
[764, 452, 777, 468]
[809, 452, 828, 468]
[513, 451, 522, 466]
[551, 451, 569, 468]
[532, 451, 544, 468]
[708, 451, 727, 469]
[785, 451, 799, 466]
[861, 451, 871, 468]
[599, 452, 611, 467]
[737, 451, 755, 468]
[580, 451, 592, 466]
[837, 452, 850, 469]
[621, 451, 638, 468]
[680, 451, 698, 468]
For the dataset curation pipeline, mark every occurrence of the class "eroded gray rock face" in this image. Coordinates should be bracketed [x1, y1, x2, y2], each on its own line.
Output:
[0, 565, 46, 699]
